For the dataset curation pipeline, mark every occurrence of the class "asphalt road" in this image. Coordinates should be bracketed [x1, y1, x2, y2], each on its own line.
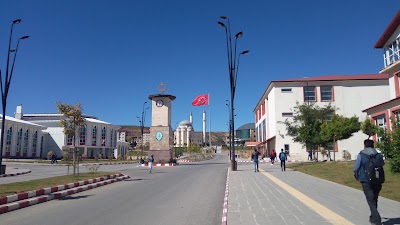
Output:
[0, 154, 229, 225]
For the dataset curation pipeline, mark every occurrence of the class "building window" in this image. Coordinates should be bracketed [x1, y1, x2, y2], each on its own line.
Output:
[40, 136, 44, 158]
[281, 88, 292, 93]
[92, 126, 97, 146]
[101, 127, 106, 146]
[32, 131, 38, 155]
[6, 127, 12, 152]
[80, 126, 86, 145]
[17, 128, 22, 154]
[304, 86, 316, 102]
[375, 115, 386, 142]
[262, 120, 266, 141]
[384, 37, 400, 67]
[23, 129, 29, 154]
[284, 144, 290, 156]
[110, 129, 113, 147]
[66, 125, 73, 145]
[321, 86, 333, 101]
[282, 112, 293, 117]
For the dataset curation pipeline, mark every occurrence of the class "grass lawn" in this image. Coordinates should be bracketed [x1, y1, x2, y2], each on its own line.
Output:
[286, 161, 400, 202]
[0, 172, 116, 197]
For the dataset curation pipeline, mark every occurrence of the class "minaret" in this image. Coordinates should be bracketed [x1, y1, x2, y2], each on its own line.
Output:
[190, 112, 193, 124]
[203, 110, 206, 144]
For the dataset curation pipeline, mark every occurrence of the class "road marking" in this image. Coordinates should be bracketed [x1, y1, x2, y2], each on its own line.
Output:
[259, 169, 354, 225]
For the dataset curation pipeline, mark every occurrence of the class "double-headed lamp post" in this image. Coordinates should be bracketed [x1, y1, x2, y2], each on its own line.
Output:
[0, 19, 29, 175]
[218, 16, 249, 171]
[137, 102, 148, 160]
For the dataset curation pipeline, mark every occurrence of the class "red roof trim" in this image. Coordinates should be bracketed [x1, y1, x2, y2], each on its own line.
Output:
[272, 74, 388, 83]
[362, 96, 400, 112]
[374, 10, 400, 48]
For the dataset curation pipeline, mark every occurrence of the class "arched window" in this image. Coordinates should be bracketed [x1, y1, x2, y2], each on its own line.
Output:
[80, 126, 86, 145]
[40, 136, 44, 158]
[17, 128, 23, 154]
[92, 126, 97, 146]
[110, 129, 113, 147]
[23, 129, 29, 154]
[6, 127, 12, 152]
[101, 127, 106, 146]
[32, 131, 38, 156]
[66, 125, 73, 145]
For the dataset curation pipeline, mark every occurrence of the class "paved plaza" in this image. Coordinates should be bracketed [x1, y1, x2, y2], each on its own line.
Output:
[227, 162, 400, 225]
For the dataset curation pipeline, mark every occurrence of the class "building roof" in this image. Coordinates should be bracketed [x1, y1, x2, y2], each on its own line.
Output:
[374, 10, 400, 48]
[85, 118, 112, 125]
[236, 123, 255, 130]
[254, 73, 389, 112]
[362, 96, 400, 112]
[0, 115, 46, 128]
[272, 74, 388, 83]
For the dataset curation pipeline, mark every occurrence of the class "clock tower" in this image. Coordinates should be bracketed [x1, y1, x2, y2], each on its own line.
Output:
[148, 83, 176, 162]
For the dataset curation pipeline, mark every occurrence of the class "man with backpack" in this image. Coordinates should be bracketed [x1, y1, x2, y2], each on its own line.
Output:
[354, 139, 385, 225]
[279, 149, 287, 171]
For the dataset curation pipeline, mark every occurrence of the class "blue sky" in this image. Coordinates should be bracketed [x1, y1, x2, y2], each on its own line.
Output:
[1, 1, 399, 132]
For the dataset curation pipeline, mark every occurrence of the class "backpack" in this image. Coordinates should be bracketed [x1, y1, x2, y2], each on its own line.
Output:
[279, 152, 286, 161]
[362, 153, 385, 184]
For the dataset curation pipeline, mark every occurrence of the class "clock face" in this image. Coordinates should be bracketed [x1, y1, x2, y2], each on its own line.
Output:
[156, 100, 164, 107]
[156, 131, 163, 141]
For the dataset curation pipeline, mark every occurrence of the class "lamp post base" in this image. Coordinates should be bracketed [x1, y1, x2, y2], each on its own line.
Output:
[231, 160, 237, 171]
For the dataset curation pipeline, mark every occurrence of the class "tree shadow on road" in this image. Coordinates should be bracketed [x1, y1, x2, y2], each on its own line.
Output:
[382, 217, 400, 225]
[59, 195, 92, 200]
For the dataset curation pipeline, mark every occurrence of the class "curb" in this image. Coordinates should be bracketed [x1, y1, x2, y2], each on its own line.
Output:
[0, 174, 126, 208]
[221, 168, 230, 225]
[236, 160, 303, 163]
[141, 163, 176, 167]
[177, 160, 196, 162]
[0, 170, 31, 178]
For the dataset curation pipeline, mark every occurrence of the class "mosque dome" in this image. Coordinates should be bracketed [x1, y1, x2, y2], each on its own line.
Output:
[179, 120, 192, 126]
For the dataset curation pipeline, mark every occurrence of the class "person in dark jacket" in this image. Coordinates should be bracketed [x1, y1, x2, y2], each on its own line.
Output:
[252, 149, 261, 172]
[354, 139, 384, 225]
[279, 149, 287, 171]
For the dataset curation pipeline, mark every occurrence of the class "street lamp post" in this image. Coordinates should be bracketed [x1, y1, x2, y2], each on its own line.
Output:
[218, 16, 249, 171]
[0, 19, 28, 175]
[137, 102, 148, 160]
[225, 100, 232, 160]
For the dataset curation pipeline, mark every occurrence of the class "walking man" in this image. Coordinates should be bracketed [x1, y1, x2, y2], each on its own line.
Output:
[354, 139, 385, 225]
[252, 149, 260, 172]
[148, 155, 154, 173]
[279, 149, 287, 171]
[270, 149, 276, 165]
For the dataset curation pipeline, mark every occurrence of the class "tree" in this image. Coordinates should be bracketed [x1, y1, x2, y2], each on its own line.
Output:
[320, 115, 360, 161]
[361, 117, 379, 139]
[282, 102, 335, 161]
[56, 101, 86, 176]
[375, 118, 400, 173]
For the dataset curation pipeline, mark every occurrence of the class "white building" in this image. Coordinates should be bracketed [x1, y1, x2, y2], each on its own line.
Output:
[364, 11, 400, 137]
[0, 115, 46, 158]
[254, 74, 390, 161]
[16, 105, 122, 159]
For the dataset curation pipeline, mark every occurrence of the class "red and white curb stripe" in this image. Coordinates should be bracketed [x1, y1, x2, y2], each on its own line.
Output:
[141, 163, 175, 167]
[236, 160, 303, 163]
[0, 174, 125, 206]
[0, 174, 129, 214]
[221, 168, 230, 225]
[0, 170, 31, 178]
[177, 159, 196, 162]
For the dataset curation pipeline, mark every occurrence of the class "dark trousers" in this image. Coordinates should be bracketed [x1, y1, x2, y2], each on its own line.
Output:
[280, 160, 286, 171]
[361, 182, 382, 225]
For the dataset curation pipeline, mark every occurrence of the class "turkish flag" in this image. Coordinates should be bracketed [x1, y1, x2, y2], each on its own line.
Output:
[192, 94, 209, 106]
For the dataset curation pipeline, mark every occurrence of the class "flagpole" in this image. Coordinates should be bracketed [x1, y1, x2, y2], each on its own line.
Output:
[208, 93, 212, 148]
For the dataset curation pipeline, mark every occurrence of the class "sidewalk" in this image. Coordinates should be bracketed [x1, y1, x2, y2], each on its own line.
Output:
[227, 163, 400, 225]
